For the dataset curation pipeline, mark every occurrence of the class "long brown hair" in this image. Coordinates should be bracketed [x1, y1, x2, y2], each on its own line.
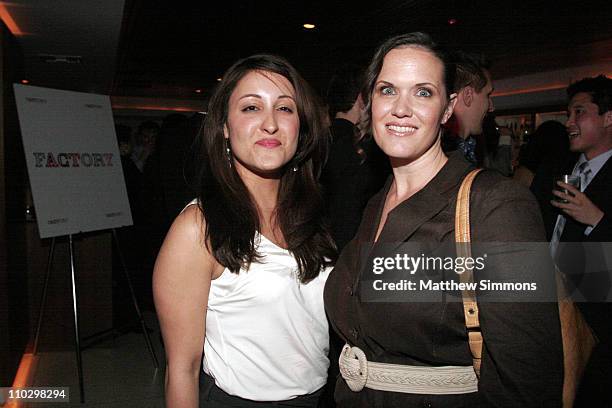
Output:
[194, 54, 336, 282]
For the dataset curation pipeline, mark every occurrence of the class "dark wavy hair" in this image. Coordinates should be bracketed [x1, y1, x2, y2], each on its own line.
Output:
[194, 54, 336, 283]
[326, 65, 364, 118]
[519, 120, 569, 172]
[567, 75, 612, 115]
[360, 32, 455, 142]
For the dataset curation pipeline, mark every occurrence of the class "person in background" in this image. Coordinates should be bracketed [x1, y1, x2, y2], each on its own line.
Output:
[114, 124, 141, 219]
[442, 51, 496, 167]
[536, 75, 612, 407]
[116, 124, 133, 158]
[480, 115, 514, 176]
[324, 32, 562, 407]
[154, 54, 336, 408]
[158, 113, 201, 222]
[319, 65, 390, 408]
[131, 120, 160, 173]
[514, 120, 569, 188]
[143, 114, 194, 289]
[320, 65, 390, 252]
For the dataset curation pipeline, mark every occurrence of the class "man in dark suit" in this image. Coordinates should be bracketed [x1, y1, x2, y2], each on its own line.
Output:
[542, 75, 612, 407]
[320, 66, 389, 252]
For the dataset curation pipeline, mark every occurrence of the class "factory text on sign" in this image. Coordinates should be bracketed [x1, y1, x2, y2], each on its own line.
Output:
[33, 152, 114, 168]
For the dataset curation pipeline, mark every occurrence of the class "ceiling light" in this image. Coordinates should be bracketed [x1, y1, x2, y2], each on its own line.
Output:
[448, 18, 457, 25]
[217, 78, 222, 82]
[303, 23, 316, 29]
[21, 79, 29, 84]
[195, 89, 202, 94]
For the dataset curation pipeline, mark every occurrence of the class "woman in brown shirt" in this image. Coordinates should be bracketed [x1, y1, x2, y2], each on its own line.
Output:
[324, 32, 562, 407]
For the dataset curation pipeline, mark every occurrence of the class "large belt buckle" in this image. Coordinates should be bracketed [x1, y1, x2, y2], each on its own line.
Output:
[339, 344, 368, 392]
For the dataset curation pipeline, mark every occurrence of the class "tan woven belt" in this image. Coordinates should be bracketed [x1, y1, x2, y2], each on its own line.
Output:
[339, 344, 478, 394]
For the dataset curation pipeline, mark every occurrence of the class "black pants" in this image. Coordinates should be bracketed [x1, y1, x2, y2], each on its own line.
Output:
[199, 373, 323, 407]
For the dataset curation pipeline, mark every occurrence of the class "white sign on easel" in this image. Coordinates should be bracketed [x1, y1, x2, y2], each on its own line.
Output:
[14, 84, 133, 238]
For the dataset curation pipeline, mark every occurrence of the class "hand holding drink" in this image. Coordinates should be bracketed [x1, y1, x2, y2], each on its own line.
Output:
[553, 175, 580, 203]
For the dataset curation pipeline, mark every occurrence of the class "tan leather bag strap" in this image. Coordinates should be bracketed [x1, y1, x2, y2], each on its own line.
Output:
[455, 168, 483, 378]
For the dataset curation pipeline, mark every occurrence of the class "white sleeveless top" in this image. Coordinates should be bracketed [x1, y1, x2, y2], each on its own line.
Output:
[185, 201, 330, 401]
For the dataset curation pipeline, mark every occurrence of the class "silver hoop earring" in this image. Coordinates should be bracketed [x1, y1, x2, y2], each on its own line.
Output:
[224, 139, 232, 168]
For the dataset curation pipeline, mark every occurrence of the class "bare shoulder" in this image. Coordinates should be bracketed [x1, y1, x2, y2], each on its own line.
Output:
[153, 204, 216, 295]
[165, 204, 208, 261]
[153, 203, 215, 378]
[171, 203, 206, 244]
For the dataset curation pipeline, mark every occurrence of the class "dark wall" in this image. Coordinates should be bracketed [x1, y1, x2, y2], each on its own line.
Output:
[0, 22, 7, 387]
[0, 21, 27, 386]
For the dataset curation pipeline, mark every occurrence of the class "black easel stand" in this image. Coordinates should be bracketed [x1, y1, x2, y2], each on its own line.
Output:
[32, 229, 159, 404]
